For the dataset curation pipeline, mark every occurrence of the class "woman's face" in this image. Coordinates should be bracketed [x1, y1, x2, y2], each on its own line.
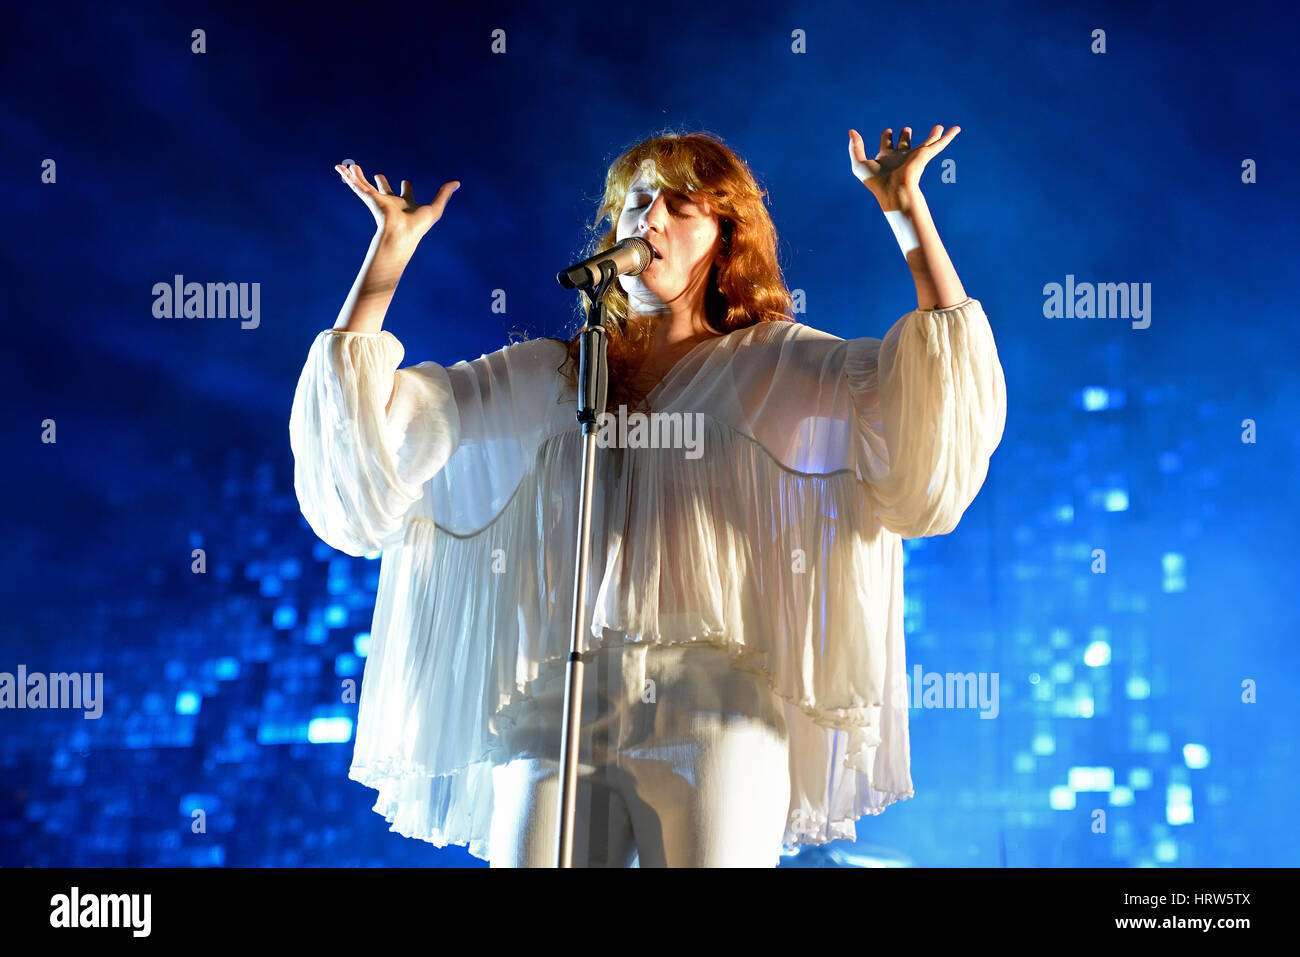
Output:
[615, 165, 724, 316]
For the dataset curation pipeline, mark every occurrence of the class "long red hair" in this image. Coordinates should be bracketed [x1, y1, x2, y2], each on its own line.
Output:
[547, 129, 795, 411]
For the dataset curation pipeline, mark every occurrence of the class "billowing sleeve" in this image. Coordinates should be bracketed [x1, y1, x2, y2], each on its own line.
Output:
[289, 329, 460, 557]
[428, 334, 570, 532]
[289, 328, 568, 557]
[844, 296, 1006, 537]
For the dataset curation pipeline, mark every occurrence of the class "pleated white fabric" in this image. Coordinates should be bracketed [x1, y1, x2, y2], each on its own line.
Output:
[288, 297, 1007, 860]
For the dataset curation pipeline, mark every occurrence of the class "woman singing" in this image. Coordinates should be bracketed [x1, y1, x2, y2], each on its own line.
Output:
[289, 126, 1006, 867]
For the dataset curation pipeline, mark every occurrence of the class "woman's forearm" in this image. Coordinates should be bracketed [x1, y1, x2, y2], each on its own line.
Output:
[333, 230, 417, 334]
[894, 186, 967, 311]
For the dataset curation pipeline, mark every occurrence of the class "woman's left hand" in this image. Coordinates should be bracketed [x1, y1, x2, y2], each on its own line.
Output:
[849, 125, 959, 208]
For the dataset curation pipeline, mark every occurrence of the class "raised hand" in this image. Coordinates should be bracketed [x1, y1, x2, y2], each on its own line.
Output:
[335, 161, 461, 250]
[848, 125, 959, 207]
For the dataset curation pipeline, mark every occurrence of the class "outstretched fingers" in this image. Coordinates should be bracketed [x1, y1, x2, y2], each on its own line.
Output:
[335, 163, 374, 201]
[848, 128, 879, 164]
[428, 180, 461, 216]
[920, 125, 960, 152]
[848, 128, 863, 161]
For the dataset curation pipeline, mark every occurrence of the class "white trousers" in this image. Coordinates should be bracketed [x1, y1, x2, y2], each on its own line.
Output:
[488, 643, 791, 867]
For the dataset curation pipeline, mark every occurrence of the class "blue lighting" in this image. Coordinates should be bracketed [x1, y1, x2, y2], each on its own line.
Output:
[176, 691, 201, 715]
[1162, 552, 1187, 593]
[307, 717, 354, 744]
[195, 846, 227, 866]
[1126, 676, 1151, 699]
[1049, 786, 1076, 810]
[1068, 767, 1115, 790]
[273, 605, 298, 629]
[1084, 640, 1111, 667]
[1183, 743, 1210, 769]
[179, 793, 218, 815]
[1081, 387, 1110, 411]
[1167, 783, 1194, 825]
[257, 721, 309, 745]
[1079, 386, 1128, 411]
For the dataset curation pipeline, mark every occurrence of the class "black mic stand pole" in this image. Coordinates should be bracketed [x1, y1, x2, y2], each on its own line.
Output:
[554, 259, 614, 867]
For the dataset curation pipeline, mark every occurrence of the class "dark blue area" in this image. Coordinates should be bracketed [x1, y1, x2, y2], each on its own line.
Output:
[2, 0, 1297, 867]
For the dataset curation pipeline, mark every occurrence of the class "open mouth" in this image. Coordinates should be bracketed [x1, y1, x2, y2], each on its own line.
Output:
[650, 243, 663, 260]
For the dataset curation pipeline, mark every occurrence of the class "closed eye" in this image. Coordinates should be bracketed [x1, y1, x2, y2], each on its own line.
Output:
[628, 197, 686, 215]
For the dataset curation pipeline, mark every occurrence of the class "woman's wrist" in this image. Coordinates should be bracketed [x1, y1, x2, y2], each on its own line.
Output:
[878, 185, 925, 255]
[876, 182, 923, 215]
[332, 232, 414, 333]
[882, 188, 967, 310]
[373, 228, 419, 266]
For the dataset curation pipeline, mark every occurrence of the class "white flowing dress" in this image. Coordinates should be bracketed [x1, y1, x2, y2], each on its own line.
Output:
[288, 297, 1007, 861]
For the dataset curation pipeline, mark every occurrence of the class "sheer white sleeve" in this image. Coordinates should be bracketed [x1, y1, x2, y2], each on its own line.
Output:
[429, 335, 571, 532]
[289, 329, 460, 557]
[289, 328, 569, 557]
[723, 297, 1006, 538]
[844, 297, 1007, 537]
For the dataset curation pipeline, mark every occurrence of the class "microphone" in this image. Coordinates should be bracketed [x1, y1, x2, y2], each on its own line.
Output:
[557, 237, 654, 290]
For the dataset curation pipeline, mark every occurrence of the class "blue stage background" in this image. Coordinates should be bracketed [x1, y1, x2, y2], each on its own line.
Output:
[2, 0, 1297, 867]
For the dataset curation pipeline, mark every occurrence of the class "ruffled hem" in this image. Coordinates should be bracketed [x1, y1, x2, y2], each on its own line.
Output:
[350, 631, 910, 862]
[347, 749, 916, 862]
[490, 631, 884, 761]
[783, 793, 915, 854]
[349, 756, 502, 862]
[491, 632, 917, 854]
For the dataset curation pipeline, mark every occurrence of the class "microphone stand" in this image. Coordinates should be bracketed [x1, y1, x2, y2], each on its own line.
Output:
[554, 258, 614, 867]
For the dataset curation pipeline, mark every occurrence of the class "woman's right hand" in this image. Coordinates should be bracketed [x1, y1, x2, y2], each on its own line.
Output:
[335, 161, 461, 251]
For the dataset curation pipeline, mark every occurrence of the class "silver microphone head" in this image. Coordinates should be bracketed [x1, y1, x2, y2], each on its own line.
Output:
[622, 236, 653, 276]
[557, 235, 656, 289]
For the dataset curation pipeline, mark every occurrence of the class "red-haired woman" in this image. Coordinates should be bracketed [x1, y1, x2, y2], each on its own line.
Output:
[290, 126, 1006, 867]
